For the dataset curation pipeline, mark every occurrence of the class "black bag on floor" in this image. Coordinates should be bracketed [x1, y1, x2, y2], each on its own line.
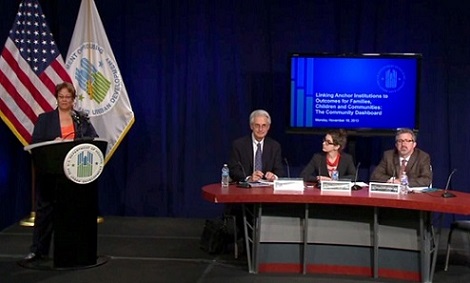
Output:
[200, 218, 231, 254]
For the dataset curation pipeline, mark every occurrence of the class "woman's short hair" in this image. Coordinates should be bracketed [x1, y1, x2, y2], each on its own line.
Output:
[328, 129, 348, 151]
[54, 82, 76, 99]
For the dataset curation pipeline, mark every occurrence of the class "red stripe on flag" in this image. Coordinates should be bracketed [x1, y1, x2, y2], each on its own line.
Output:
[1, 48, 53, 113]
[0, 97, 32, 144]
[39, 59, 72, 95]
[38, 71, 58, 98]
[50, 59, 72, 83]
[0, 68, 37, 125]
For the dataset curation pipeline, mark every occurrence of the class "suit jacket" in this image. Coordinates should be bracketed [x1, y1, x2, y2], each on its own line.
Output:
[32, 109, 98, 143]
[29, 109, 98, 256]
[370, 148, 432, 187]
[300, 152, 356, 182]
[228, 135, 285, 182]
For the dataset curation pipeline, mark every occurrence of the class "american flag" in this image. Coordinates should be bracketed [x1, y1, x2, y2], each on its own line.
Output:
[0, 0, 71, 146]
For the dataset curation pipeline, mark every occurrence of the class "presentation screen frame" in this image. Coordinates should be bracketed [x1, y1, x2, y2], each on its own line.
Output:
[287, 53, 422, 136]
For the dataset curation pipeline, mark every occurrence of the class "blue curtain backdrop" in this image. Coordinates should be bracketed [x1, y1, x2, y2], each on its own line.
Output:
[1, 0, 469, 229]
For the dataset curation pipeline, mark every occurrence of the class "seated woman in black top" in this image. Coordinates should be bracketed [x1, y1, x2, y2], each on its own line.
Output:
[300, 129, 356, 183]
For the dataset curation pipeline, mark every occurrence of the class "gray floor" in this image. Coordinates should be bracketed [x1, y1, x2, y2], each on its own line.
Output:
[0, 216, 469, 283]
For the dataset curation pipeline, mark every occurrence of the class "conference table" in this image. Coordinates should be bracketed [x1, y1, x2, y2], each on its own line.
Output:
[202, 183, 470, 283]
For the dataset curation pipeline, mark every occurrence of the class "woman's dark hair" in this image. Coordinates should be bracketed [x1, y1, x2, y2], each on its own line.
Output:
[327, 129, 348, 151]
[54, 82, 76, 99]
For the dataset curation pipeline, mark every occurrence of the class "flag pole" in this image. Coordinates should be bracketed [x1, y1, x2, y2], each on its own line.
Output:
[86, 0, 104, 225]
[19, 161, 36, 227]
[66, 0, 134, 224]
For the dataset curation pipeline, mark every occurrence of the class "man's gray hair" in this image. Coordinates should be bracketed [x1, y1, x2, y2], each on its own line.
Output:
[249, 109, 271, 125]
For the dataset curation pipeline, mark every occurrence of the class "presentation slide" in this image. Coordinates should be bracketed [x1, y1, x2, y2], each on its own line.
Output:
[289, 54, 420, 133]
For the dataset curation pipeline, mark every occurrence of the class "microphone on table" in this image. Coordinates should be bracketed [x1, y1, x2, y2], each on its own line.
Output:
[391, 163, 397, 183]
[442, 169, 457, 198]
[236, 161, 251, 188]
[284, 158, 290, 178]
[316, 162, 323, 189]
[351, 162, 362, 191]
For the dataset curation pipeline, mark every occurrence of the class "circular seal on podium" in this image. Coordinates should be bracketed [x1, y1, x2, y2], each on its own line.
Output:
[63, 143, 105, 184]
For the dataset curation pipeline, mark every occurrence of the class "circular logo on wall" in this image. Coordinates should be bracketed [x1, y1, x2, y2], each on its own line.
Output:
[377, 64, 406, 93]
[63, 143, 105, 184]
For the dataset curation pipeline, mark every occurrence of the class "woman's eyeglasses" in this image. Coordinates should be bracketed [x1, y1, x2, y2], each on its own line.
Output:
[323, 139, 336, 145]
[57, 95, 73, 100]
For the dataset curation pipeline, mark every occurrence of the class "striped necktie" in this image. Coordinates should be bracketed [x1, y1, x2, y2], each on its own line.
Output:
[254, 143, 263, 171]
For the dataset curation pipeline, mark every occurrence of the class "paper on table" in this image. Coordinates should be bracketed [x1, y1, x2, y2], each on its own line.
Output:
[351, 182, 368, 188]
[409, 187, 433, 193]
[248, 180, 273, 187]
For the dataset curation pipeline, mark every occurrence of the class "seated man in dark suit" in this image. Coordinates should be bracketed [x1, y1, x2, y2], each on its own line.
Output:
[226, 109, 285, 251]
[228, 109, 285, 182]
[370, 128, 432, 187]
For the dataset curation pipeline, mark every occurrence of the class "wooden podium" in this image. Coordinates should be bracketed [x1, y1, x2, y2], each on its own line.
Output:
[25, 138, 107, 268]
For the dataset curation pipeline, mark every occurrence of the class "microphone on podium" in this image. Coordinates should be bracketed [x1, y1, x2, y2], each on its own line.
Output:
[284, 158, 290, 178]
[442, 168, 458, 198]
[71, 110, 92, 125]
[71, 110, 87, 139]
[71, 110, 81, 126]
[61, 131, 76, 140]
[351, 162, 362, 191]
[236, 161, 251, 188]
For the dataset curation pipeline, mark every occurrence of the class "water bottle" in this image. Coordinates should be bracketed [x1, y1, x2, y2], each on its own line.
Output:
[400, 171, 409, 195]
[221, 164, 230, 187]
[331, 169, 339, 181]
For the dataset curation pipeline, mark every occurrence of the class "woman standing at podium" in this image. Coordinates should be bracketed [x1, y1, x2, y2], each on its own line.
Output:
[24, 82, 98, 262]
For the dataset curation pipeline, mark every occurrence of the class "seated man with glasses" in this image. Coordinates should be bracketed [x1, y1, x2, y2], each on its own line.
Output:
[300, 129, 356, 183]
[370, 128, 432, 187]
[228, 109, 285, 182]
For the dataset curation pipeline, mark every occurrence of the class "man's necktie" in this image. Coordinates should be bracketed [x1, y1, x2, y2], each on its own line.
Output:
[399, 159, 407, 176]
[254, 143, 263, 171]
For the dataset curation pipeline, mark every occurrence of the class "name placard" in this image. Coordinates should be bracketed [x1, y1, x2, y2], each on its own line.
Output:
[321, 180, 352, 192]
[273, 178, 305, 192]
[369, 182, 400, 194]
